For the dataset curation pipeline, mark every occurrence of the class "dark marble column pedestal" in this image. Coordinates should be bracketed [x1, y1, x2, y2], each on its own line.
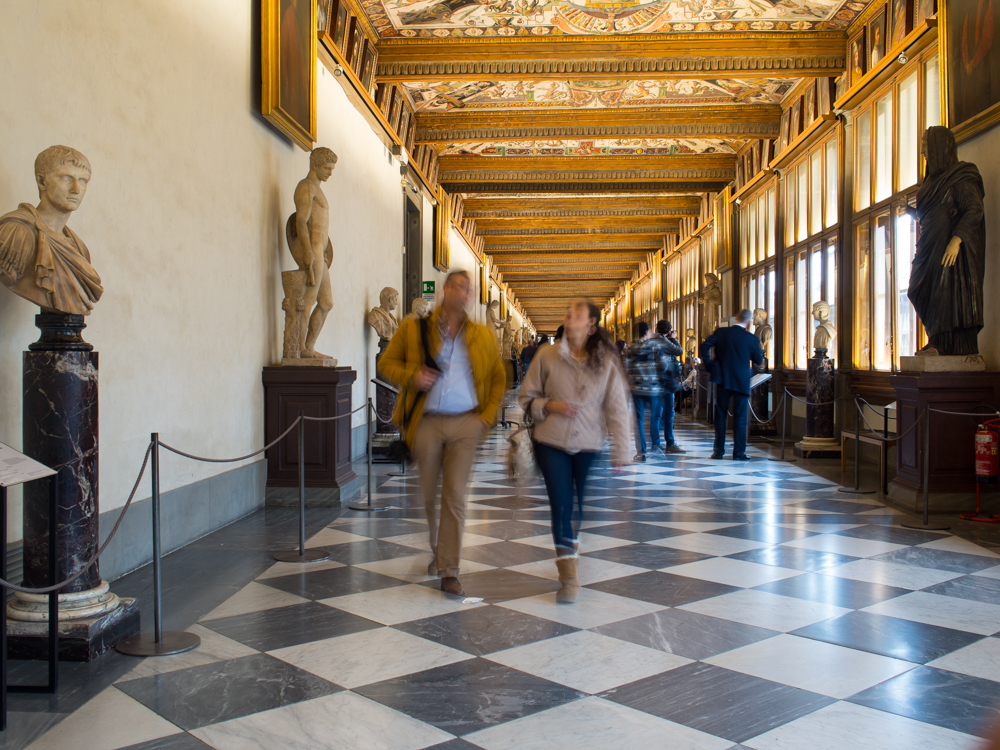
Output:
[8, 314, 138, 661]
[795, 356, 841, 458]
[749, 361, 775, 437]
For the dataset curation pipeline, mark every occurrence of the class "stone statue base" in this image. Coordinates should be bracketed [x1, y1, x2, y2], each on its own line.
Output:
[900, 354, 985, 372]
[281, 357, 338, 367]
[794, 357, 841, 459]
[7, 596, 139, 662]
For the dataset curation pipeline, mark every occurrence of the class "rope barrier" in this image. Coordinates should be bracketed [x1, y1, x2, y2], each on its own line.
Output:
[928, 407, 1000, 417]
[0, 442, 153, 594]
[160, 417, 302, 463]
[749, 392, 785, 425]
[302, 402, 373, 421]
[782, 388, 855, 407]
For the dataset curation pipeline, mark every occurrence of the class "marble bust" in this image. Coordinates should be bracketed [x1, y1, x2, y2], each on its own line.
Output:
[812, 300, 835, 357]
[368, 287, 399, 341]
[402, 297, 431, 321]
[281, 147, 337, 365]
[0, 146, 103, 316]
[685, 328, 697, 358]
[753, 308, 772, 371]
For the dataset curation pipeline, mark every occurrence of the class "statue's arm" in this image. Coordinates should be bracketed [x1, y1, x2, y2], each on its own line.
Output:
[0, 220, 34, 286]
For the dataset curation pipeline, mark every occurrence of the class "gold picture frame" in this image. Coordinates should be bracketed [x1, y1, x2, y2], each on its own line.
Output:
[940, 0, 1000, 142]
[435, 186, 451, 272]
[261, 0, 317, 152]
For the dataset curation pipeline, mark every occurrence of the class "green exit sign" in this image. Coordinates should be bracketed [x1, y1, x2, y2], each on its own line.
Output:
[422, 281, 435, 294]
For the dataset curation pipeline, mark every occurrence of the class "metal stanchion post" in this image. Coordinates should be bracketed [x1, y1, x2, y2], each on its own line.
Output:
[839, 398, 875, 494]
[350, 399, 389, 511]
[903, 409, 950, 530]
[769, 393, 796, 462]
[117, 434, 200, 656]
[274, 414, 330, 562]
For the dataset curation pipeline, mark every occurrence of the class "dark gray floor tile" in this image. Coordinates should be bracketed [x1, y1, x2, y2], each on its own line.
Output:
[331, 519, 429, 538]
[394, 606, 578, 655]
[585, 543, 712, 570]
[260, 565, 406, 600]
[585, 497, 673, 511]
[849, 666, 1000, 738]
[424, 740, 485, 750]
[201, 601, 380, 651]
[420, 568, 559, 603]
[116, 653, 340, 731]
[792, 610, 983, 663]
[583, 523, 690, 543]
[0, 711, 66, 750]
[322, 539, 425, 566]
[710, 524, 816, 544]
[354, 658, 585, 735]
[923, 575, 1000, 606]
[464, 521, 547, 540]
[472, 496, 547, 510]
[869, 546, 1000, 574]
[587, 571, 740, 607]
[117, 735, 214, 750]
[463, 541, 555, 567]
[669, 498, 768, 512]
[728, 547, 859, 573]
[752, 572, 909, 608]
[594, 608, 778, 660]
[603, 662, 834, 743]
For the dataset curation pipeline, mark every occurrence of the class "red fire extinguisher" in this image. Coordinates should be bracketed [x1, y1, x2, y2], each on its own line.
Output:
[963, 421, 1000, 522]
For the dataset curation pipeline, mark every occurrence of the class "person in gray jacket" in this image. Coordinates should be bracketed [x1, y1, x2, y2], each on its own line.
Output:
[625, 321, 678, 461]
[520, 300, 633, 603]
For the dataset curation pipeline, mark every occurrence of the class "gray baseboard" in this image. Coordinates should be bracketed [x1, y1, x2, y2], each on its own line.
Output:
[98, 460, 266, 582]
[351, 423, 368, 461]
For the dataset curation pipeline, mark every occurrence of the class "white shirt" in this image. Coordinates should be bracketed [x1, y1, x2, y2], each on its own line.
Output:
[424, 319, 479, 415]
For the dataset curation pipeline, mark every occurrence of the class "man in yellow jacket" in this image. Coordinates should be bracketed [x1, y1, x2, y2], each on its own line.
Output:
[378, 270, 505, 597]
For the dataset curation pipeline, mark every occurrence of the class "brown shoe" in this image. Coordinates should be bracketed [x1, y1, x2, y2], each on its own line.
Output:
[555, 556, 580, 604]
[440, 577, 464, 597]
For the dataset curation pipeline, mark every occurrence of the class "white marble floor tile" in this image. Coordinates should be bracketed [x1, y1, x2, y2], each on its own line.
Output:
[486, 630, 690, 694]
[679, 589, 851, 632]
[255, 558, 346, 580]
[820, 559, 963, 590]
[382, 531, 497, 550]
[742, 700, 981, 750]
[199, 581, 309, 621]
[516, 532, 634, 552]
[270, 626, 473, 688]
[927, 636, 1000, 681]
[27, 687, 181, 750]
[498, 588, 665, 630]
[773, 523, 865, 534]
[321, 583, 485, 625]
[507, 556, 647, 586]
[863, 591, 1000, 635]
[115, 624, 258, 682]
[663, 558, 801, 588]
[650, 532, 770, 556]
[917, 536, 1000, 558]
[355, 552, 495, 582]
[973, 565, 1000, 580]
[781, 534, 907, 558]
[639, 521, 742, 532]
[305, 527, 371, 546]
[464, 696, 732, 750]
[191, 691, 453, 750]
[706, 634, 915, 698]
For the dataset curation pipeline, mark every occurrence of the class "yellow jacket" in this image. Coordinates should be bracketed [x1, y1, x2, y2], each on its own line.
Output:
[378, 309, 505, 446]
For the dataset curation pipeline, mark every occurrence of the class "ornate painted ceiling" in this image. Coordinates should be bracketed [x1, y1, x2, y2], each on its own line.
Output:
[436, 139, 740, 156]
[360, 0, 870, 37]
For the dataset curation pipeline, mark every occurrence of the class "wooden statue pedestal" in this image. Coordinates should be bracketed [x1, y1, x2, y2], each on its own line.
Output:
[889, 371, 1000, 513]
[263, 366, 357, 491]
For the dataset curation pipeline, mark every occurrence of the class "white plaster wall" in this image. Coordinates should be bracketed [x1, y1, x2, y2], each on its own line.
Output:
[957, 128, 1000, 371]
[0, 0, 403, 541]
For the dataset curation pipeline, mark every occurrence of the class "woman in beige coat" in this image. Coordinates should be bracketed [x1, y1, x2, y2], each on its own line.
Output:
[519, 300, 633, 603]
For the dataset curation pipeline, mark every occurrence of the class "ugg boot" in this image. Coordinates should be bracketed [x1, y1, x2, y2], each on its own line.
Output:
[555, 555, 580, 603]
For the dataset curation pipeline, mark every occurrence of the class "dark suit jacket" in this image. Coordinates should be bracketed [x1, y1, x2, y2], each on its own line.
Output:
[700, 325, 764, 396]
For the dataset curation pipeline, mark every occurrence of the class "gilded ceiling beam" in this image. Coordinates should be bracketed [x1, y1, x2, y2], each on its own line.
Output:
[463, 195, 701, 213]
[448, 181, 727, 193]
[485, 240, 662, 250]
[375, 33, 846, 81]
[475, 216, 683, 230]
[416, 106, 779, 142]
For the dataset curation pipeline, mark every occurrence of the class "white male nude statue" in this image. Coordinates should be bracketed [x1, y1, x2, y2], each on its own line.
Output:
[285, 147, 337, 360]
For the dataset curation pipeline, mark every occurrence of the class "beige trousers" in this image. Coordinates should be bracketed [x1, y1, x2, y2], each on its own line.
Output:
[412, 413, 482, 578]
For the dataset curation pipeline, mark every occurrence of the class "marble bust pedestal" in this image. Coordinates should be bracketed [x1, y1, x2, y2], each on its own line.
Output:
[794, 356, 841, 459]
[7, 314, 139, 661]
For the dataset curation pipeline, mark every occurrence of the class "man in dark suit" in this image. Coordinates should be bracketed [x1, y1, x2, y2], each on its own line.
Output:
[700, 308, 764, 460]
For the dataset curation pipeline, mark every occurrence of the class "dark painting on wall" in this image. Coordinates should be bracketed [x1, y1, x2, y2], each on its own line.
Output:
[869, 7, 887, 69]
[789, 96, 802, 140]
[804, 80, 817, 125]
[262, 0, 316, 151]
[915, 0, 936, 24]
[850, 28, 868, 86]
[779, 109, 791, 152]
[361, 40, 378, 94]
[943, 0, 1000, 139]
[818, 76, 834, 113]
[331, 0, 349, 51]
[891, 0, 913, 45]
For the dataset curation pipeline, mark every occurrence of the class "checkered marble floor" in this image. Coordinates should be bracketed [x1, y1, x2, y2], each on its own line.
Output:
[28, 419, 1000, 749]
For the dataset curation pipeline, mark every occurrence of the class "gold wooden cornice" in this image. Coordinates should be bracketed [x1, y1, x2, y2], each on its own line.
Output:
[375, 34, 846, 81]
[463, 195, 701, 213]
[467, 207, 698, 219]
[495, 252, 649, 263]
[438, 153, 733, 172]
[416, 107, 779, 142]
[478, 225, 678, 236]
[446, 180, 728, 193]
[477, 216, 680, 231]
[486, 240, 664, 250]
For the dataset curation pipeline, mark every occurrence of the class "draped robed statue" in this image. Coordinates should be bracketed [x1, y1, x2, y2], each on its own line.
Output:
[907, 126, 986, 356]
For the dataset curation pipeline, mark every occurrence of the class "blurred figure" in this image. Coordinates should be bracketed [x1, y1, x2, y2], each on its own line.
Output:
[554, 325, 564, 341]
[616, 339, 627, 359]
[624, 321, 672, 462]
[520, 300, 632, 603]
[655, 320, 686, 454]
[521, 335, 540, 378]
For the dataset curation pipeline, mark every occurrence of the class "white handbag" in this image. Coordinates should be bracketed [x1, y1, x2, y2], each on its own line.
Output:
[506, 400, 539, 483]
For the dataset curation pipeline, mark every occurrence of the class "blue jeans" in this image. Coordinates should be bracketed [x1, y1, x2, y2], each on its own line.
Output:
[633, 395, 663, 455]
[661, 391, 676, 446]
[534, 442, 597, 556]
[714, 386, 749, 458]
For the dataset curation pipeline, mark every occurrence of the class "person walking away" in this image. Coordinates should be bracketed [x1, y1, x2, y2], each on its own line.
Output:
[655, 320, 686, 454]
[521, 336, 539, 379]
[379, 271, 505, 596]
[699, 309, 763, 460]
[520, 301, 632, 603]
[625, 321, 672, 461]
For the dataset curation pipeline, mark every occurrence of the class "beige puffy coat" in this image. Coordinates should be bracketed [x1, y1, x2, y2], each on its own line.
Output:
[519, 338, 634, 465]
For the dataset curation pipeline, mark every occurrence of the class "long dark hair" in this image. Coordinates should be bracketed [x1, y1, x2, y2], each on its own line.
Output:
[578, 301, 618, 372]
